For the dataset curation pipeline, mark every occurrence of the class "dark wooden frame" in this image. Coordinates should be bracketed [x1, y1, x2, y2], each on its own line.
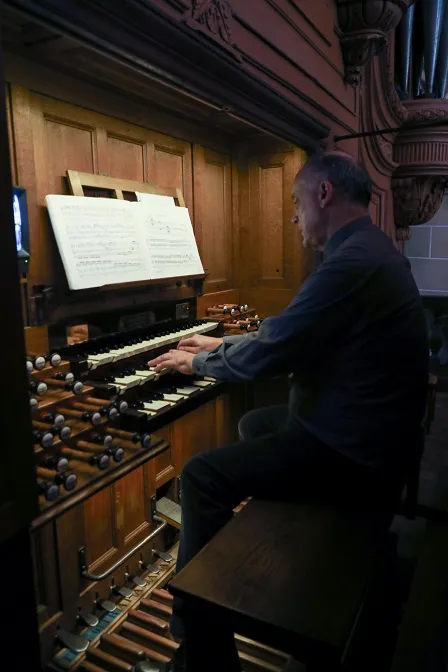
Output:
[0, 26, 41, 670]
[2, 0, 329, 149]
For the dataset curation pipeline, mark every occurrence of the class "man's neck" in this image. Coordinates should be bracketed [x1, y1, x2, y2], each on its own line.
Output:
[325, 207, 369, 243]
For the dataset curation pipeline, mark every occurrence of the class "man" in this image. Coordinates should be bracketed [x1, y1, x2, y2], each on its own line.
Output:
[149, 151, 429, 670]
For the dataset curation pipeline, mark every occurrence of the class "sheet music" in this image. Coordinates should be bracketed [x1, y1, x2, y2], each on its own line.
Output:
[136, 192, 176, 208]
[45, 195, 151, 290]
[136, 205, 204, 279]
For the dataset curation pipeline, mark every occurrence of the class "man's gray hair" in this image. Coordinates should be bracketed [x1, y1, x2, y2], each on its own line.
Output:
[299, 151, 372, 207]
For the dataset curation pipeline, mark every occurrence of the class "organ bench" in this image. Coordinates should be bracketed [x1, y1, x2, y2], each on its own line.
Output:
[170, 500, 394, 672]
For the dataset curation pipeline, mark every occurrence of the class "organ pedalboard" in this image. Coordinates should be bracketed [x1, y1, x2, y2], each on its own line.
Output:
[51, 543, 293, 672]
[206, 302, 264, 335]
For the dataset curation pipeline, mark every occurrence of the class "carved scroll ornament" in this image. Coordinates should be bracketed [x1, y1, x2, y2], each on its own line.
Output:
[337, 0, 414, 87]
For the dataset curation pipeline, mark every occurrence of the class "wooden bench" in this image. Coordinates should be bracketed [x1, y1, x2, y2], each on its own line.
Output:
[170, 500, 395, 671]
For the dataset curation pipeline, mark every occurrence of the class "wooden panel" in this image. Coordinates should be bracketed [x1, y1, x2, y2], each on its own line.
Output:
[240, 146, 308, 315]
[84, 488, 115, 568]
[154, 149, 183, 190]
[55, 500, 86, 607]
[151, 134, 193, 210]
[31, 522, 60, 622]
[108, 135, 145, 182]
[260, 164, 284, 280]
[193, 145, 233, 292]
[172, 399, 218, 472]
[154, 446, 173, 477]
[44, 117, 95, 195]
[115, 466, 148, 544]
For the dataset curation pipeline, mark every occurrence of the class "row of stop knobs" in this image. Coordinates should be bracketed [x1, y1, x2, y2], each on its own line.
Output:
[36, 413, 152, 502]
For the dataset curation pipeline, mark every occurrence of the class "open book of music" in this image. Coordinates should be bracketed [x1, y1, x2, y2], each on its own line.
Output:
[45, 195, 204, 290]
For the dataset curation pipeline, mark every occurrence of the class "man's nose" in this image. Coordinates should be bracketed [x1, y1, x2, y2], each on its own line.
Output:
[291, 214, 299, 224]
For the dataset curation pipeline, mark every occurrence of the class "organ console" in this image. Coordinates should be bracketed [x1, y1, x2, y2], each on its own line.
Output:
[15, 168, 282, 672]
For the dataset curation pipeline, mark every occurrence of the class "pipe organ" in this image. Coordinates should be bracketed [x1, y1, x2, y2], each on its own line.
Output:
[20, 165, 288, 671]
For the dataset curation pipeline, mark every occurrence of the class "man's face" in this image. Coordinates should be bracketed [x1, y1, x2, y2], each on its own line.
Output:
[292, 176, 332, 250]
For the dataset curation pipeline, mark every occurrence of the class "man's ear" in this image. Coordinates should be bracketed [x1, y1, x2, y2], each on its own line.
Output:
[318, 180, 334, 208]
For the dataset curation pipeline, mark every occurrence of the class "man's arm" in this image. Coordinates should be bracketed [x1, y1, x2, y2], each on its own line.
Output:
[193, 251, 375, 381]
[222, 332, 258, 346]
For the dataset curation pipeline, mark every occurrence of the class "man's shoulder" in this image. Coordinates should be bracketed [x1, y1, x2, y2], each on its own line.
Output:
[336, 223, 399, 263]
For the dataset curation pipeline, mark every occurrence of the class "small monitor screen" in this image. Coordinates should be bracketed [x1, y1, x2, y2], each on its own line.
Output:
[13, 186, 30, 273]
[13, 193, 22, 252]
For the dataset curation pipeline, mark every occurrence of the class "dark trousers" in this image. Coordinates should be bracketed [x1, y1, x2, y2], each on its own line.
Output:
[172, 405, 403, 670]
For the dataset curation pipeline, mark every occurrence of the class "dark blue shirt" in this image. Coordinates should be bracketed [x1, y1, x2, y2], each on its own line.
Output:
[194, 217, 429, 468]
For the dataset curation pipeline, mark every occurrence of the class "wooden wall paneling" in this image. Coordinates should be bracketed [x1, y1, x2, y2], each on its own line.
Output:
[10, 90, 196, 288]
[234, 144, 251, 300]
[107, 134, 146, 182]
[4, 53, 234, 156]
[246, 147, 307, 315]
[193, 144, 233, 293]
[149, 131, 193, 211]
[22, 92, 98, 288]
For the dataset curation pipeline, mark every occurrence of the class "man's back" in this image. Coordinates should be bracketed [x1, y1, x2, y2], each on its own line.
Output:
[289, 218, 429, 468]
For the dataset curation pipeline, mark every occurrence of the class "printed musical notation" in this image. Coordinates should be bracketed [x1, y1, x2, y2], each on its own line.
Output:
[45, 195, 204, 290]
[138, 206, 204, 279]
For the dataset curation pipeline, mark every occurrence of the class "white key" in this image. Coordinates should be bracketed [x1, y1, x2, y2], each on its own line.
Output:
[113, 375, 142, 389]
[175, 386, 199, 396]
[134, 370, 156, 383]
[193, 380, 213, 388]
[163, 393, 184, 402]
[142, 400, 174, 411]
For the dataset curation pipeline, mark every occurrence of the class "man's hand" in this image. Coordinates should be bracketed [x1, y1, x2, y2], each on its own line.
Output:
[149, 349, 195, 375]
[177, 334, 223, 354]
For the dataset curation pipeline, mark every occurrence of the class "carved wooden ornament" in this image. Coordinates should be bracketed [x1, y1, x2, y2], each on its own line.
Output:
[337, 0, 414, 87]
[392, 99, 448, 237]
[184, 0, 240, 58]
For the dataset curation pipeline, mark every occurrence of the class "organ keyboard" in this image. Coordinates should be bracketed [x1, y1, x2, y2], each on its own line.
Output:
[26, 313, 224, 513]
[64, 320, 218, 370]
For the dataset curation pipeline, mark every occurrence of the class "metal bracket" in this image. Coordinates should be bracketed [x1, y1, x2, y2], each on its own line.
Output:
[78, 517, 167, 581]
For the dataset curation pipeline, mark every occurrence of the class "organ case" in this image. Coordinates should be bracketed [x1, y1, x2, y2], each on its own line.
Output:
[4, 30, 306, 667]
